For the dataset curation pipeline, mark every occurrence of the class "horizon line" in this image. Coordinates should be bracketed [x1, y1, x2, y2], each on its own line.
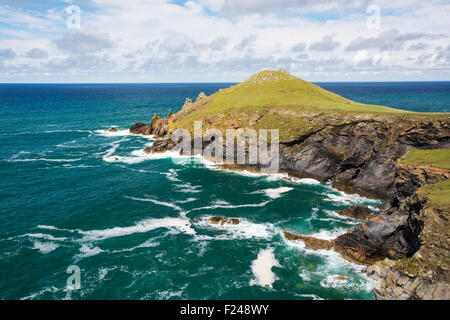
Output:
[1, 80, 450, 85]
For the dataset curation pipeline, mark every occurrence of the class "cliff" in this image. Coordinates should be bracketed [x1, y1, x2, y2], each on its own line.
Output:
[129, 69, 450, 299]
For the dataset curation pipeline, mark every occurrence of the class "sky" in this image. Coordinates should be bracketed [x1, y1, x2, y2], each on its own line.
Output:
[0, 0, 449, 83]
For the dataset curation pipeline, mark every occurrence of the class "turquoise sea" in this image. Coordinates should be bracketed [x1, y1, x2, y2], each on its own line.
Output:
[0, 82, 449, 300]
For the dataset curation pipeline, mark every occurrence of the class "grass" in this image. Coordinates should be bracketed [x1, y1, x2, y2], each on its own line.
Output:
[172, 69, 449, 141]
[417, 179, 450, 211]
[400, 149, 450, 169]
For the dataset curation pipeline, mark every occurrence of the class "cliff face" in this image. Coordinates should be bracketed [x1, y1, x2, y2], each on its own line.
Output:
[129, 70, 450, 299]
[365, 161, 450, 299]
[279, 117, 449, 199]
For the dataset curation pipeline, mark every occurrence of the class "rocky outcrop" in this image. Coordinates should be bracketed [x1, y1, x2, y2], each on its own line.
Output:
[285, 160, 450, 299]
[336, 205, 374, 220]
[181, 98, 193, 111]
[130, 88, 449, 299]
[130, 110, 175, 137]
[206, 216, 239, 225]
[106, 127, 118, 132]
[367, 259, 449, 300]
[279, 118, 450, 199]
[130, 122, 152, 135]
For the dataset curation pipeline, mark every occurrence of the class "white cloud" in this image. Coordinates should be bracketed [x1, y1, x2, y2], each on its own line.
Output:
[0, 0, 449, 82]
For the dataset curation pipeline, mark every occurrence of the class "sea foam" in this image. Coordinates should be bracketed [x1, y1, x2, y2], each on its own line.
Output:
[250, 248, 281, 288]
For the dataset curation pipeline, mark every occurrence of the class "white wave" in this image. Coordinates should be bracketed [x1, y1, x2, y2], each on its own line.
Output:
[59, 164, 97, 169]
[298, 268, 311, 281]
[8, 157, 81, 163]
[75, 244, 104, 258]
[32, 240, 59, 254]
[161, 169, 181, 182]
[286, 177, 321, 185]
[36, 225, 78, 233]
[320, 275, 349, 289]
[94, 128, 144, 137]
[297, 293, 323, 300]
[98, 267, 109, 280]
[21, 286, 59, 300]
[211, 166, 289, 182]
[175, 197, 198, 204]
[103, 149, 189, 164]
[125, 196, 185, 215]
[25, 233, 67, 241]
[188, 200, 270, 213]
[323, 190, 381, 205]
[251, 187, 293, 199]
[10, 151, 30, 159]
[211, 199, 230, 206]
[112, 239, 160, 253]
[175, 183, 202, 193]
[250, 248, 281, 288]
[305, 227, 350, 240]
[79, 217, 195, 241]
[196, 217, 273, 240]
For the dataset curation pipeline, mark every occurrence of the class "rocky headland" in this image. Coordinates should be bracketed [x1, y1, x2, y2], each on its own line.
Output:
[129, 69, 450, 299]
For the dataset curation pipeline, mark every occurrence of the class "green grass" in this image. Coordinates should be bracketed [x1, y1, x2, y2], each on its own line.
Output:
[172, 69, 449, 141]
[400, 149, 450, 169]
[417, 179, 450, 211]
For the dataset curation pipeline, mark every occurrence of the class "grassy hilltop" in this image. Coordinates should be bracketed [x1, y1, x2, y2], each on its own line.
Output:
[172, 69, 448, 141]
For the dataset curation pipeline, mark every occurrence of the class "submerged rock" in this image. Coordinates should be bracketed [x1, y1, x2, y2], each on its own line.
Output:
[106, 127, 118, 132]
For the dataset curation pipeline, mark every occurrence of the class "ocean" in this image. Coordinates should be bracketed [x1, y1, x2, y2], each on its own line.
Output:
[0, 82, 448, 300]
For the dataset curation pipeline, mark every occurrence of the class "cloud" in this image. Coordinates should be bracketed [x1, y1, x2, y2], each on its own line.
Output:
[0, 48, 16, 59]
[0, 0, 449, 82]
[214, 0, 371, 15]
[25, 48, 49, 59]
[408, 43, 428, 51]
[309, 35, 340, 51]
[292, 42, 305, 52]
[54, 31, 115, 54]
[346, 30, 447, 52]
[234, 35, 257, 50]
[209, 36, 228, 51]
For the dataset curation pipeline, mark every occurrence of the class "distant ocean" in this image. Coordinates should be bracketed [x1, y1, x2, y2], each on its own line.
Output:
[0, 82, 448, 300]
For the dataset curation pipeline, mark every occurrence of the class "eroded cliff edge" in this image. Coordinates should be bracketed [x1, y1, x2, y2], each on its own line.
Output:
[129, 70, 450, 299]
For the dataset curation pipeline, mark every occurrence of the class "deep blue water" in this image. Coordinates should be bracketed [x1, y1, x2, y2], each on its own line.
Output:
[0, 82, 448, 300]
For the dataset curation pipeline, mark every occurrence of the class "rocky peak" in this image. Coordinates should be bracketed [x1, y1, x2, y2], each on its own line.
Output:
[181, 98, 193, 111]
[244, 68, 296, 85]
[196, 92, 207, 102]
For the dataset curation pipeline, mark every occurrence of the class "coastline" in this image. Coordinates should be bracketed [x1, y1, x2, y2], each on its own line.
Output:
[126, 75, 449, 299]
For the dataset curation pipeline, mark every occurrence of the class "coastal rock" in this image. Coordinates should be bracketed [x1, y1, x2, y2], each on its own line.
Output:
[196, 92, 207, 102]
[181, 98, 193, 111]
[279, 119, 450, 199]
[283, 231, 333, 251]
[144, 138, 175, 154]
[130, 70, 450, 299]
[336, 205, 373, 220]
[130, 122, 152, 135]
[106, 127, 118, 132]
[207, 216, 239, 225]
[367, 260, 450, 300]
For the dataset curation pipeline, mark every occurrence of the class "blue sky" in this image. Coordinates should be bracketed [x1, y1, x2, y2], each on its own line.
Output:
[0, 0, 449, 82]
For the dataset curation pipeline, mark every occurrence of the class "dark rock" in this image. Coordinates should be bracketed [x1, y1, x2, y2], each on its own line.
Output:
[106, 128, 118, 132]
[337, 205, 373, 220]
[130, 122, 152, 135]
